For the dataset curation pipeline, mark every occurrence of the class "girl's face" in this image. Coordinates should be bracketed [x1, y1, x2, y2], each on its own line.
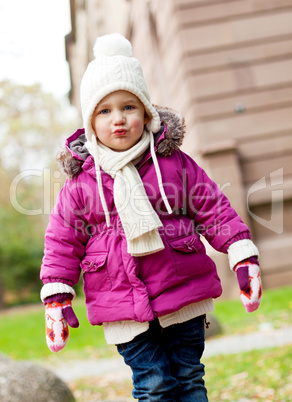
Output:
[92, 90, 149, 152]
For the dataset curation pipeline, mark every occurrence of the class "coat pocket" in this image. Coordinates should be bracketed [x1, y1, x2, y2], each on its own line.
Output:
[168, 234, 206, 277]
[168, 234, 202, 253]
[80, 252, 112, 292]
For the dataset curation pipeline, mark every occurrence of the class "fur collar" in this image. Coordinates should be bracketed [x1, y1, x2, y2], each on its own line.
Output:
[57, 105, 185, 179]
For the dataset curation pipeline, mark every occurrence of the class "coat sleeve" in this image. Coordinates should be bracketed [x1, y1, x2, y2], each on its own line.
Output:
[180, 151, 252, 253]
[40, 177, 90, 286]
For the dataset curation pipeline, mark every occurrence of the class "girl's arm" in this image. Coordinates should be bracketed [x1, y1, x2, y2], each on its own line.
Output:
[181, 152, 258, 264]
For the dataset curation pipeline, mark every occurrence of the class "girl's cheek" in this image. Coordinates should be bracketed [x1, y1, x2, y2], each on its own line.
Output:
[132, 118, 145, 130]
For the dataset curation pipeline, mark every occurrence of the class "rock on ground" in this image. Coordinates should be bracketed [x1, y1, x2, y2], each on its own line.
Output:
[0, 354, 75, 402]
[205, 313, 223, 338]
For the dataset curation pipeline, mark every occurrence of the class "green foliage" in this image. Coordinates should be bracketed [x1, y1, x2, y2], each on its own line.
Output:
[0, 80, 81, 306]
[0, 79, 80, 171]
[0, 204, 44, 304]
[0, 244, 43, 300]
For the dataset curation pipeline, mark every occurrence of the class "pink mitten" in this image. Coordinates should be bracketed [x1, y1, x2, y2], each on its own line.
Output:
[234, 259, 262, 313]
[44, 293, 79, 353]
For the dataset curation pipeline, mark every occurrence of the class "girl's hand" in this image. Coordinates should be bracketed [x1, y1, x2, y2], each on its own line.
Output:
[234, 260, 262, 313]
[44, 293, 79, 353]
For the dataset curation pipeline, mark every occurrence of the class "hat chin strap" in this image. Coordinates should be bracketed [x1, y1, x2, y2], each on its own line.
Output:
[149, 133, 172, 215]
[91, 135, 111, 227]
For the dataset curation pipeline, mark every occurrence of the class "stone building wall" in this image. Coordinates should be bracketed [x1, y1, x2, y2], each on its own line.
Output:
[65, 0, 292, 298]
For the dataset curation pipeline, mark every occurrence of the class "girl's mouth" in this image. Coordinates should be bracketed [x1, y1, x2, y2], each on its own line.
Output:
[114, 129, 127, 136]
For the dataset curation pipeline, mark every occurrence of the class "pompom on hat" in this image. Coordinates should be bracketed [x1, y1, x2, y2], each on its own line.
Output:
[80, 33, 161, 142]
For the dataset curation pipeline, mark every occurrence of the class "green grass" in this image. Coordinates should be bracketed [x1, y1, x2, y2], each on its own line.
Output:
[0, 286, 291, 361]
[1, 286, 291, 401]
[69, 345, 292, 402]
[212, 285, 292, 335]
[204, 345, 292, 401]
[69, 376, 133, 401]
[0, 297, 112, 361]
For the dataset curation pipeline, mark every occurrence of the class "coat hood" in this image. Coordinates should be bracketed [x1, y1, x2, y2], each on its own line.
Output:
[57, 106, 185, 179]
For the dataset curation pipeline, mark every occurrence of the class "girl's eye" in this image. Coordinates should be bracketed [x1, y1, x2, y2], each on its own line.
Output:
[124, 105, 134, 111]
[99, 109, 110, 115]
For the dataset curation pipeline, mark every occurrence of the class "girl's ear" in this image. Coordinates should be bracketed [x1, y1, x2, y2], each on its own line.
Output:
[144, 112, 150, 126]
[91, 109, 97, 133]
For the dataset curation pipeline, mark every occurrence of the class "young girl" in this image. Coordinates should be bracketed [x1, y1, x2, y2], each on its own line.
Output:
[41, 33, 262, 401]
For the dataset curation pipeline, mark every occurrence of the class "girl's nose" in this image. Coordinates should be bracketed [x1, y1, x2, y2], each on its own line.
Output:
[113, 110, 125, 124]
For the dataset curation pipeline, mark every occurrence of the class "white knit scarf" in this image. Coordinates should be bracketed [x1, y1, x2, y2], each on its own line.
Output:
[85, 130, 172, 256]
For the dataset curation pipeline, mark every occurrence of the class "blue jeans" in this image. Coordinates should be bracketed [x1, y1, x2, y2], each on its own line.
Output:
[116, 315, 208, 401]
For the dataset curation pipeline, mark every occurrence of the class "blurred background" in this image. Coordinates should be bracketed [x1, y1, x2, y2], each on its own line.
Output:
[0, 1, 292, 401]
[1, 0, 291, 307]
[0, 0, 80, 307]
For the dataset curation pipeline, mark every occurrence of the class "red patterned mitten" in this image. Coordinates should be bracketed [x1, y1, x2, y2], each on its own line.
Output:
[44, 294, 79, 353]
[234, 259, 262, 313]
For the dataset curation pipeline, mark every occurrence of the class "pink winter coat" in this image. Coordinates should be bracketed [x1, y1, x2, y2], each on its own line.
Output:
[41, 106, 251, 325]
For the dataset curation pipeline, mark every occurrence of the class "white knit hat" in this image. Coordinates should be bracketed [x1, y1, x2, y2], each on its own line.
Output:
[80, 33, 161, 142]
